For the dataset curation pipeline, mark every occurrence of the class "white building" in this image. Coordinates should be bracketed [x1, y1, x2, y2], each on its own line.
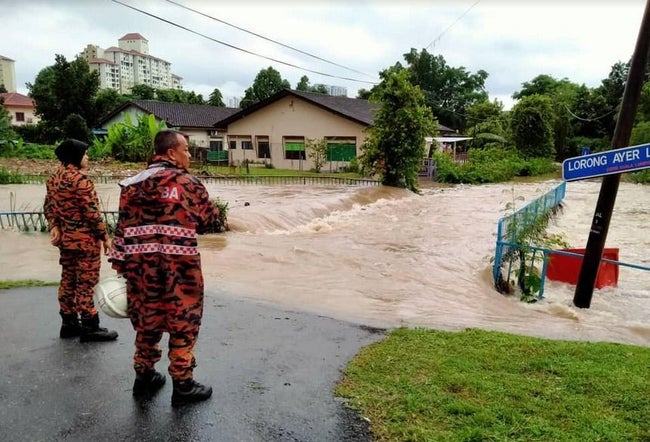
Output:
[0, 55, 16, 93]
[80, 33, 182, 94]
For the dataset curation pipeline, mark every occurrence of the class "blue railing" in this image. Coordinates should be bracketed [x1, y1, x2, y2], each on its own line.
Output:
[493, 182, 566, 297]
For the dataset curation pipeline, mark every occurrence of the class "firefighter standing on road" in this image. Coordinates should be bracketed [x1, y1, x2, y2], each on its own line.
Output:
[109, 129, 222, 406]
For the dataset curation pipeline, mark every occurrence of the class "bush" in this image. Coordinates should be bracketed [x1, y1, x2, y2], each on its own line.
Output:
[434, 148, 557, 184]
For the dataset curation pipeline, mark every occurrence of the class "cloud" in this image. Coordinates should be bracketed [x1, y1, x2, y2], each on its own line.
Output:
[1, 0, 646, 110]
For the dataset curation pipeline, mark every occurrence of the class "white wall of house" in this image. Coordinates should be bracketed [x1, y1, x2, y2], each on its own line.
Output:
[225, 95, 368, 171]
[100, 106, 211, 159]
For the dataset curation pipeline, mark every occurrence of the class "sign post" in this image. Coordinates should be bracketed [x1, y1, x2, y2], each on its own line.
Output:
[571, 0, 650, 309]
[562, 143, 650, 181]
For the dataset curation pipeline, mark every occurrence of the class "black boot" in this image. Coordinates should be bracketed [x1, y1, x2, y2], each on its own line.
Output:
[59, 312, 81, 339]
[79, 314, 118, 342]
[133, 370, 166, 398]
[171, 379, 212, 407]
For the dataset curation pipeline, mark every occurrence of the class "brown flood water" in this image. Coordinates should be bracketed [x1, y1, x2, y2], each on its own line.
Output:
[1, 179, 649, 347]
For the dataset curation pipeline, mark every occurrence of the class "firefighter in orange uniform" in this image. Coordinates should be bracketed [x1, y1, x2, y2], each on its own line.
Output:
[109, 130, 221, 406]
[44, 139, 118, 342]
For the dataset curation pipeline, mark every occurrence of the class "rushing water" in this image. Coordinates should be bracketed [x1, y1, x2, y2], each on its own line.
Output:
[1, 179, 648, 347]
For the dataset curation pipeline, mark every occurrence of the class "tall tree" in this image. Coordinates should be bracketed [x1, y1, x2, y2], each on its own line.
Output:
[240, 67, 290, 108]
[360, 67, 436, 192]
[403, 48, 488, 131]
[95, 88, 129, 119]
[130, 84, 156, 100]
[0, 96, 17, 146]
[510, 94, 555, 158]
[27, 54, 100, 142]
[208, 88, 225, 107]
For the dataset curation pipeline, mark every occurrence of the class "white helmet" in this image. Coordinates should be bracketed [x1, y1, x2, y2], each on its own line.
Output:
[94, 275, 128, 319]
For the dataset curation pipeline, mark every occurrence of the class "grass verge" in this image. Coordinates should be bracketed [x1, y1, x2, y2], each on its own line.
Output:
[336, 327, 649, 442]
[0, 280, 58, 290]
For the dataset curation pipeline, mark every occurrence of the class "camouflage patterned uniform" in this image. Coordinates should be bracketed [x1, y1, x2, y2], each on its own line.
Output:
[109, 155, 220, 381]
[44, 164, 108, 319]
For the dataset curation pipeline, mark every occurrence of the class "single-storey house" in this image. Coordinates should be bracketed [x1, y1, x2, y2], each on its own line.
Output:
[0, 92, 40, 126]
[217, 89, 379, 171]
[98, 100, 240, 161]
[97, 91, 465, 170]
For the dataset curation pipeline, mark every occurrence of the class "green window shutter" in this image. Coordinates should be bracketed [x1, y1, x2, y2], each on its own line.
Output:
[285, 142, 305, 151]
[327, 143, 356, 161]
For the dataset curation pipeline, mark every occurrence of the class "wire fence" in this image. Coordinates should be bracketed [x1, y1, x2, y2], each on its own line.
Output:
[10, 174, 380, 186]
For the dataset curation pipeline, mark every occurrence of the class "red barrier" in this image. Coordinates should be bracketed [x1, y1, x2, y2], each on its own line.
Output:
[546, 248, 619, 289]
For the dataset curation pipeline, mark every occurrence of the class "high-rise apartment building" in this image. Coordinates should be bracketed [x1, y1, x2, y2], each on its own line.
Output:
[0, 55, 17, 93]
[314, 84, 347, 97]
[80, 33, 182, 94]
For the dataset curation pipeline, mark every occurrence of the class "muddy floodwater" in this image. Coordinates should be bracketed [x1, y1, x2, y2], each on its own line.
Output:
[1, 179, 648, 347]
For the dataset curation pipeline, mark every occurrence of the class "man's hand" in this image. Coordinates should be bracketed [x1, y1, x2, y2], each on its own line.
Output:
[50, 226, 61, 246]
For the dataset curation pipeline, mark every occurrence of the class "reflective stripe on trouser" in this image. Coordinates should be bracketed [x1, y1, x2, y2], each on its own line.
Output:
[58, 246, 101, 318]
[125, 253, 204, 381]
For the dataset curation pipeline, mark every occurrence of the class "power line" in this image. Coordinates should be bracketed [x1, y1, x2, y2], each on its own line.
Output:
[164, 0, 377, 80]
[111, 0, 378, 85]
[563, 103, 617, 121]
[425, 0, 481, 51]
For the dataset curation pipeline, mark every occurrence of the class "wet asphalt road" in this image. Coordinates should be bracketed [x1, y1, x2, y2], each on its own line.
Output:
[0, 287, 386, 442]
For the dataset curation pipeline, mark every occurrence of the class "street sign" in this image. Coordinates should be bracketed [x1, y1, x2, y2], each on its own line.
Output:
[562, 143, 650, 181]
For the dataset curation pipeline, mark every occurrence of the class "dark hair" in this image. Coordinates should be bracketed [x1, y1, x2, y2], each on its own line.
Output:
[54, 139, 88, 168]
[154, 129, 183, 155]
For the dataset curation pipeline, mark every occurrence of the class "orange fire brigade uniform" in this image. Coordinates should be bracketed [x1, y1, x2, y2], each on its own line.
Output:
[44, 164, 108, 318]
[109, 155, 221, 381]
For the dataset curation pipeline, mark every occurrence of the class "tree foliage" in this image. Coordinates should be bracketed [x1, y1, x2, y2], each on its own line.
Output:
[208, 88, 225, 107]
[510, 95, 555, 158]
[306, 137, 328, 173]
[103, 113, 167, 162]
[0, 96, 17, 147]
[403, 48, 488, 131]
[129, 84, 155, 100]
[27, 54, 100, 142]
[360, 67, 435, 192]
[240, 67, 290, 108]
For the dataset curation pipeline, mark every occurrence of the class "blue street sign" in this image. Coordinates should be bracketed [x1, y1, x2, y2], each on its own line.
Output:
[581, 146, 591, 156]
[562, 143, 650, 181]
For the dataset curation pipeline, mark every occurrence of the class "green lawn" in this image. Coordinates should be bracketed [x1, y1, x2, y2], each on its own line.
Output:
[336, 328, 649, 442]
[0, 280, 57, 289]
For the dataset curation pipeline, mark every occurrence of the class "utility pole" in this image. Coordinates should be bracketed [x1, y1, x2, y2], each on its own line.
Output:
[574, 0, 650, 308]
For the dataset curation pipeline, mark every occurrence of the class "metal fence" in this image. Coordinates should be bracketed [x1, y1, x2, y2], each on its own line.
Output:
[8, 174, 380, 187]
[493, 182, 566, 298]
[0, 211, 119, 232]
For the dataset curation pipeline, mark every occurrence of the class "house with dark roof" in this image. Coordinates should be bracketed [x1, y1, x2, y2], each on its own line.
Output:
[0, 92, 40, 126]
[217, 89, 379, 171]
[98, 100, 240, 160]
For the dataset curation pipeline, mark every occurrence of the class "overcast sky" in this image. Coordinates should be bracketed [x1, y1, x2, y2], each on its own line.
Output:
[1, 0, 647, 109]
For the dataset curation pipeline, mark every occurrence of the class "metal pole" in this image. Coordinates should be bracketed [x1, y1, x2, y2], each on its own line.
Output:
[574, 0, 650, 308]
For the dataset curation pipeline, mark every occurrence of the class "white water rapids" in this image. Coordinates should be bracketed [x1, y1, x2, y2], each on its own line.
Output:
[1, 179, 648, 347]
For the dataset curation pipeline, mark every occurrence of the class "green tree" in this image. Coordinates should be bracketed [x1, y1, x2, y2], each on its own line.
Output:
[512, 74, 571, 100]
[240, 67, 290, 108]
[208, 88, 225, 107]
[360, 67, 436, 192]
[95, 88, 129, 119]
[155, 88, 205, 104]
[296, 75, 310, 91]
[0, 96, 17, 147]
[403, 48, 488, 131]
[356, 88, 372, 100]
[630, 121, 650, 146]
[130, 84, 156, 100]
[306, 137, 328, 173]
[0, 84, 7, 93]
[510, 94, 555, 158]
[62, 113, 91, 142]
[27, 54, 100, 142]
